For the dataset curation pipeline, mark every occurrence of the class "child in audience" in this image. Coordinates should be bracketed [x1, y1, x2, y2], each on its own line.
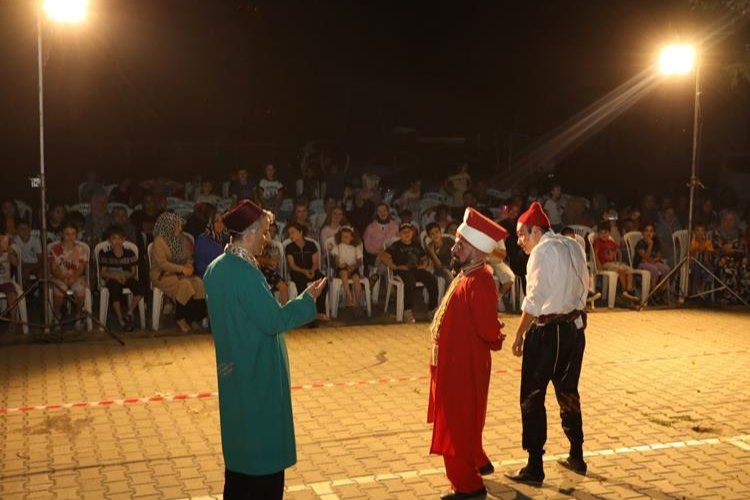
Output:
[0, 234, 20, 332]
[425, 222, 453, 285]
[13, 221, 41, 285]
[49, 221, 89, 325]
[593, 221, 639, 302]
[195, 181, 221, 206]
[257, 163, 284, 213]
[689, 223, 714, 295]
[99, 226, 145, 331]
[331, 226, 363, 309]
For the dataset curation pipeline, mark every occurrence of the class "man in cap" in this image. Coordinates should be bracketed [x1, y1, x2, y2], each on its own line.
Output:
[505, 201, 589, 486]
[428, 207, 507, 500]
[380, 221, 438, 322]
[203, 200, 327, 499]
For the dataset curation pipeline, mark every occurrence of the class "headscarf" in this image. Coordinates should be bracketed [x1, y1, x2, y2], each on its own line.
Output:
[204, 213, 230, 247]
[154, 212, 189, 264]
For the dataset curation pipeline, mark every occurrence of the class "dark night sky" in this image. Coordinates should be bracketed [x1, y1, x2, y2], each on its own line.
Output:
[1, 0, 749, 203]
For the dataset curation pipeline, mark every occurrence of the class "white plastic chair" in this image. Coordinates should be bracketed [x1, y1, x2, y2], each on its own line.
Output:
[68, 203, 91, 216]
[94, 241, 146, 331]
[48, 241, 93, 330]
[570, 225, 594, 239]
[585, 232, 618, 308]
[589, 232, 650, 306]
[623, 231, 643, 267]
[0, 244, 30, 334]
[382, 237, 444, 322]
[107, 202, 132, 216]
[14, 200, 32, 223]
[147, 242, 165, 330]
[672, 229, 689, 295]
[326, 238, 372, 318]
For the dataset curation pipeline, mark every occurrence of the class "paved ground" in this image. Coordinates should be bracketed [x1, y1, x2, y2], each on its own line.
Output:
[1, 307, 750, 499]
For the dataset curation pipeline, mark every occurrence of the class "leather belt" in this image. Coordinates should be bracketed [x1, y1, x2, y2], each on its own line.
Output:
[537, 310, 582, 326]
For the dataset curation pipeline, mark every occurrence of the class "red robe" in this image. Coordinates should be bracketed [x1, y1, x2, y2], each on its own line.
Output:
[428, 265, 504, 458]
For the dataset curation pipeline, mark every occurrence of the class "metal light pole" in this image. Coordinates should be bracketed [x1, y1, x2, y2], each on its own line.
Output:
[37, 3, 51, 332]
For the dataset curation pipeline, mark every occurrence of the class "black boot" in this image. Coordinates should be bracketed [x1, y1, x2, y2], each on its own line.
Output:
[505, 450, 544, 486]
[558, 445, 587, 475]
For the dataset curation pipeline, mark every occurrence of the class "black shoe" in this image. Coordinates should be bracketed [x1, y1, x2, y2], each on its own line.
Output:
[504, 466, 544, 486]
[124, 314, 135, 332]
[478, 462, 494, 476]
[440, 486, 487, 499]
[557, 456, 587, 475]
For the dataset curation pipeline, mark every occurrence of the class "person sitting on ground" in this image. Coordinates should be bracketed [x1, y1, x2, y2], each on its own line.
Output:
[593, 221, 639, 302]
[319, 205, 347, 250]
[425, 222, 454, 286]
[331, 226, 364, 310]
[99, 226, 145, 331]
[195, 211, 230, 277]
[13, 221, 41, 286]
[257, 222, 289, 304]
[151, 212, 207, 333]
[284, 222, 328, 320]
[49, 221, 89, 326]
[380, 222, 438, 323]
[0, 234, 21, 333]
[257, 163, 284, 213]
[229, 168, 256, 202]
[633, 223, 672, 300]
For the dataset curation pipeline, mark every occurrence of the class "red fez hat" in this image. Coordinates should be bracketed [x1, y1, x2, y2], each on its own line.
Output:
[456, 207, 508, 254]
[518, 201, 551, 229]
[222, 200, 264, 233]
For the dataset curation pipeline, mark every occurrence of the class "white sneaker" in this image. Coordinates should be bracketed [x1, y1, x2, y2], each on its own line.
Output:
[403, 310, 415, 323]
[622, 291, 639, 302]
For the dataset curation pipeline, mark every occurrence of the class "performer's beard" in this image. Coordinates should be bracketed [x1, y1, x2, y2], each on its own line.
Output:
[450, 256, 465, 276]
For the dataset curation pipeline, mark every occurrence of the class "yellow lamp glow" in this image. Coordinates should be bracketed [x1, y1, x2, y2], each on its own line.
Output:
[659, 44, 695, 75]
[43, 0, 88, 23]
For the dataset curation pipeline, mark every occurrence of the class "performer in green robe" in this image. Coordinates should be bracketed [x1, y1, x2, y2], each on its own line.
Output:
[203, 200, 327, 499]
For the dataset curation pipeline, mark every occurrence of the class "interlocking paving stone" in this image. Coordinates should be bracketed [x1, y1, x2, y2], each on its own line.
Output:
[1, 308, 749, 498]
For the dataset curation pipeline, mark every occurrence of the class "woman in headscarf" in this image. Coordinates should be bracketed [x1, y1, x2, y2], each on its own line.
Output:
[711, 211, 750, 303]
[150, 212, 206, 332]
[195, 210, 230, 276]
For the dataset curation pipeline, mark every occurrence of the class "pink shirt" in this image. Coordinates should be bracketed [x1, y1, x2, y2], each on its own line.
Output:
[363, 220, 399, 256]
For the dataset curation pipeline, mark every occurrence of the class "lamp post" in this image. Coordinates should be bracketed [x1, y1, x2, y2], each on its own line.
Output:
[36, 0, 88, 332]
[640, 44, 747, 307]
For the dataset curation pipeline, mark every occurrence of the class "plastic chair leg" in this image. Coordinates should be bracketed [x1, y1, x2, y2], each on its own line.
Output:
[99, 288, 110, 331]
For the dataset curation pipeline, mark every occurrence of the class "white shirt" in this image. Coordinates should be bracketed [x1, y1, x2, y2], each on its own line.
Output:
[13, 235, 42, 264]
[522, 232, 588, 317]
[331, 243, 363, 268]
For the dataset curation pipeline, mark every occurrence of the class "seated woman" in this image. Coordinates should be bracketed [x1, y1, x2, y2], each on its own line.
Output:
[633, 223, 671, 301]
[195, 211, 230, 277]
[0, 234, 21, 333]
[256, 222, 289, 304]
[319, 205, 347, 249]
[284, 222, 328, 319]
[150, 212, 206, 333]
[711, 211, 750, 304]
[49, 221, 89, 328]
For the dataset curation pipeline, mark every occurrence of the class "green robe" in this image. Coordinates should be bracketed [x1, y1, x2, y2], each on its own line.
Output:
[204, 252, 316, 475]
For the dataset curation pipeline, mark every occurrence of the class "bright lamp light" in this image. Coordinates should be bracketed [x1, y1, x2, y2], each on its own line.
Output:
[43, 0, 88, 23]
[659, 44, 695, 75]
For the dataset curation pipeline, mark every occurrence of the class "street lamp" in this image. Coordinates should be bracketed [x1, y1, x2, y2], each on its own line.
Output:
[35, 0, 88, 333]
[640, 44, 747, 306]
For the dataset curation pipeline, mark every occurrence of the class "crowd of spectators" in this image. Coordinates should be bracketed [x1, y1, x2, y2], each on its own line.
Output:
[1, 160, 749, 334]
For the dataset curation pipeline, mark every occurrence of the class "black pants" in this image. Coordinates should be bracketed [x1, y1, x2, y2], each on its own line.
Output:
[394, 269, 438, 311]
[105, 278, 146, 305]
[289, 270, 327, 313]
[175, 297, 206, 323]
[224, 468, 284, 500]
[520, 320, 585, 454]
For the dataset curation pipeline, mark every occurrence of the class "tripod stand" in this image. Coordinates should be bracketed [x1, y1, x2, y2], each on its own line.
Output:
[639, 59, 748, 310]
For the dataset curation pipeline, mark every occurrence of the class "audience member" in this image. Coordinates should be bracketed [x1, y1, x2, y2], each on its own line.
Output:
[424, 222, 453, 286]
[593, 221, 639, 302]
[46, 201, 68, 239]
[111, 206, 138, 243]
[313, 197, 338, 232]
[487, 237, 516, 309]
[689, 223, 714, 295]
[109, 178, 136, 207]
[694, 198, 718, 231]
[444, 163, 471, 210]
[396, 179, 422, 214]
[183, 202, 215, 239]
[229, 168, 256, 202]
[296, 164, 322, 200]
[195, 211, 230, 277]
[49, 221, 89, 326]
[256, 222, 289, 304]
[656, 206, 682, 266]
[380, 222, 438, 323]
[283, 201, 313, 240]
[0, 234, 20, 332]
[284, 222, 328, 319]
[633, 223, 671, 300]
[99, 226, 145, 331]
[346, 191, 375, 237]
[0, 199, 22, 236]
[130, 193, 163, 230]
[13, 221, 41, 286]
[257, 163, 284, 213]
[83, 193, 113, 246]
[151, 212, 207, 333]
[79, 171, 106, 203]
[320, 206, 347, 249]
[543, 184, 565, 232]
[331, 226, 364, 310]
[195, 181, 221, 206]
[711, 211, 749, 304]
[363, 203, 400, 269]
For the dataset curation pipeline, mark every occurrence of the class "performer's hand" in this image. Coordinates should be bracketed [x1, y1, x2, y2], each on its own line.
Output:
[304, 277, 327, 300]
[511, 334, 524, 357]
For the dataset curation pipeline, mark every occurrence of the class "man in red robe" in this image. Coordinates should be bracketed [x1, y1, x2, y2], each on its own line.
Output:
[428, 207, 508, 500]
